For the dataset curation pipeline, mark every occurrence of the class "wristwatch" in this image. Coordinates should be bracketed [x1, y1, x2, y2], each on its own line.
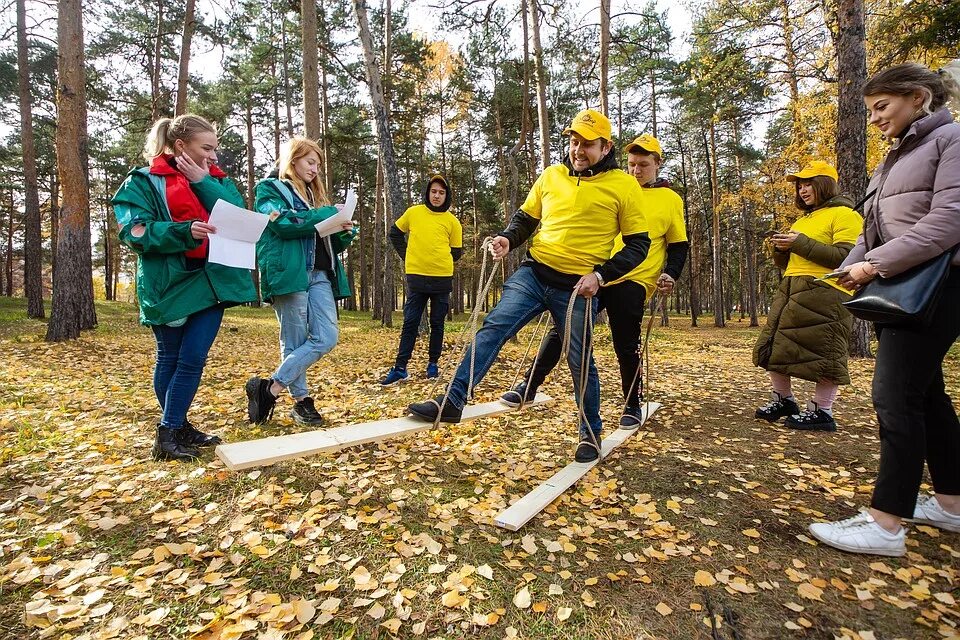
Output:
[593, 271, 605, 286]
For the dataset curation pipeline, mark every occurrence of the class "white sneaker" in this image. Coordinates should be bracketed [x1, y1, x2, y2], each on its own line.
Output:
[808, 511, 905, 557]
[910, 495, 960, 533]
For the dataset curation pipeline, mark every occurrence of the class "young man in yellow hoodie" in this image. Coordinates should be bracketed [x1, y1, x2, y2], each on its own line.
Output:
[381, 175, 463, 385]
[407, 110, 651, 462]
[501, 134, 688, 427]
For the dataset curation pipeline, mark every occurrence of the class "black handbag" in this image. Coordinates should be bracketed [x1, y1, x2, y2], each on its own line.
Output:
[842, 249, 955, 326]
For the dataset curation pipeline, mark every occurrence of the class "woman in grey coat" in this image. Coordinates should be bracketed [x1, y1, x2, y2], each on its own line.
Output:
[808, 61, 960, 556]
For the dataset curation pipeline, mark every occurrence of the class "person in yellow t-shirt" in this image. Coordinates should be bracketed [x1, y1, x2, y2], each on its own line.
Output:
[501, 134, 688, 428]
[752, 160, 864, 432]
[381, 175, 463, 385]
[406, 109, 651, 463]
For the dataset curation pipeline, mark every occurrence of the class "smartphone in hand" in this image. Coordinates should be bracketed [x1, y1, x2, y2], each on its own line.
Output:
[815, 270, 847, 282]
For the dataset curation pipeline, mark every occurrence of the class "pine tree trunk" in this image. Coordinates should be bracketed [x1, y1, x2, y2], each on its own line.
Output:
[175, 0, 196, 115]
[301, 0, 321, 139]
[319, 0, 334, 196]
[50, 173, 59, 277]
[17, 0, 44, 317]
[281, 11, 294, 136]
[372, 159, 383, 321]
[47, 0, 97, 341]
[5, 193, 12, 296]
[835, 0, 872, 358]
[598, 0, 611, 114]
[706, 125, 724, 328]
[530, 0, 550, 170]
[151, 0, 163, 121]
[353, 0, 403, 327]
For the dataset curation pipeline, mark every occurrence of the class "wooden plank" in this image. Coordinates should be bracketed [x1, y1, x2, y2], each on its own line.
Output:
[215, 393, 553, 471]
[493, 402, 661, 531]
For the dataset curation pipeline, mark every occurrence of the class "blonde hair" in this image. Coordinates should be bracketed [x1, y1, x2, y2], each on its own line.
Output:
[142, 114, 217, 161]
[863, 60, 960, 114]
[278, 137, 328, 207]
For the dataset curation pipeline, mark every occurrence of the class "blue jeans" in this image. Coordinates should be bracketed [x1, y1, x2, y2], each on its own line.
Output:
[272, 269, 339, 398]
[446, 266, 602, 436]
[152, 304, 225, 429]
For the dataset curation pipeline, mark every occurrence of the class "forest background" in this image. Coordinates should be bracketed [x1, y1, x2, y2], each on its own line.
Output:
[0, 0, 957, 342]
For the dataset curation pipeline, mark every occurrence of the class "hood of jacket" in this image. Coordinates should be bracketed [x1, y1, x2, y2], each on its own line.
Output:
[814, 194, 855, 210]
[423, 175, 453, 212]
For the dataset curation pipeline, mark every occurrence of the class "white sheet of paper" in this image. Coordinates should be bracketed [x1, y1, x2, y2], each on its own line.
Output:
[207, 199, 270, 269]
[314, 189, 357, 237]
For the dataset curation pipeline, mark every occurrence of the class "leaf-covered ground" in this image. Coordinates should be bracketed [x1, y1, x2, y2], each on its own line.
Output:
[1, 298, 958, 640]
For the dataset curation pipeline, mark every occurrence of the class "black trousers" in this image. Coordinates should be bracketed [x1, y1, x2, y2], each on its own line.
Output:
[395, 289, 450, 368]
[870, 270, 960, 518]
[523, 280, 647, 407]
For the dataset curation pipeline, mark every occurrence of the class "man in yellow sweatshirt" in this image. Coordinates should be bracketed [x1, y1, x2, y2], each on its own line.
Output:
[501, 134, 688, 428]
[381, 175, 463, 385]
[407, 110, 651, 463]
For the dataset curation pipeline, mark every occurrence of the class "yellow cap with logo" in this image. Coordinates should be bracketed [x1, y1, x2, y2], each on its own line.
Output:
[786, 160, 838, 182]
[624, 134, 663, 158]
[562, 109, 612, 141]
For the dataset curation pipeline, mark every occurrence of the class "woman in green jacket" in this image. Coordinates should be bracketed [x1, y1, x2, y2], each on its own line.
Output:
[112, 114, 257, 462]
[245, 137, 356, 426]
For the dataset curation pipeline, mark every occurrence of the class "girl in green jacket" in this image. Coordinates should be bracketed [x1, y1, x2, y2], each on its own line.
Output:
[245, 137, 356, 426]
[112, 114, 258, 462]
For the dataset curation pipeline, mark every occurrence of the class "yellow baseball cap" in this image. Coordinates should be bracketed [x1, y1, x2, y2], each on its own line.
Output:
[624, 134, 663, 157]
[786, 160, 838, 182]
[562, 109, 612, 141]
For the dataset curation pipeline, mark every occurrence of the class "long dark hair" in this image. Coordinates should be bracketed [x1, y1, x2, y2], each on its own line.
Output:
[794, 176, 839, 211]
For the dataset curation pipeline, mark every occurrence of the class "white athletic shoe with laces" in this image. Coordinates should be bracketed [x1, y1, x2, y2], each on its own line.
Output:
[910, 495, 960, 533]
[808, 510, 905, 557]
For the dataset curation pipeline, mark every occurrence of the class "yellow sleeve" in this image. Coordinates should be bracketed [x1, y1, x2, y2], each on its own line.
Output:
[450, 216, 463, 248]
[619, 179, 649, 236]
[832, 207, 864, 245]
[395, 207, 414, 232]
[664, 194, 688, 243]
[519, 171, 546, 220]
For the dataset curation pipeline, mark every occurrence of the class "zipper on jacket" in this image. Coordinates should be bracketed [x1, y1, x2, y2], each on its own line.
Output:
[203, 268, 221, 304]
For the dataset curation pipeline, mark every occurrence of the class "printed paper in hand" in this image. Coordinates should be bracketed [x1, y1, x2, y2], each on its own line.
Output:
[314, 189, 357, 237]
[207, 200, 270, 269]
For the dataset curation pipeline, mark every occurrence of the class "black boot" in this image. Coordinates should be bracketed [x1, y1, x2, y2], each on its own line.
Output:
[291, 397, 324, 426]
[500, 382, 539, 408]
[246, 376, 277, 424]
[408, 396, 463, 423]
[754, 392, 800, 422]
[152, 425, 200, 462]
[176, 420, 223, 447]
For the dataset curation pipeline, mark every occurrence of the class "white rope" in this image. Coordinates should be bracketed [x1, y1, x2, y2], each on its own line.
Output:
[559, 286, 602, 459]
[426, 237, 502, 427]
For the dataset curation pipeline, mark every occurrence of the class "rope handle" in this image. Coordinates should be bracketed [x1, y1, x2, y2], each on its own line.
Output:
[426, 237, 503, 427]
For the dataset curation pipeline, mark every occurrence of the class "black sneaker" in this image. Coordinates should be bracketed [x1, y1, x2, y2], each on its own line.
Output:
[754, 392, 800, 422]
[785, 402, 837, 432]
[407, 396, 463, 423]
[575, 434, 601, 463]
[291, 397, 324, 426]
[176, 420, 223, 447]
[500, 382, 538, 408]
[152, 425, 200, 462]
[619, 406, 643, 429]
[246, 376, 277, 424]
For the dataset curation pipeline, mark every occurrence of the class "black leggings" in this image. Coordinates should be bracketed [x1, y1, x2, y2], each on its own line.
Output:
[522, 280, 647, 407]
[870, 270, 960, 517]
